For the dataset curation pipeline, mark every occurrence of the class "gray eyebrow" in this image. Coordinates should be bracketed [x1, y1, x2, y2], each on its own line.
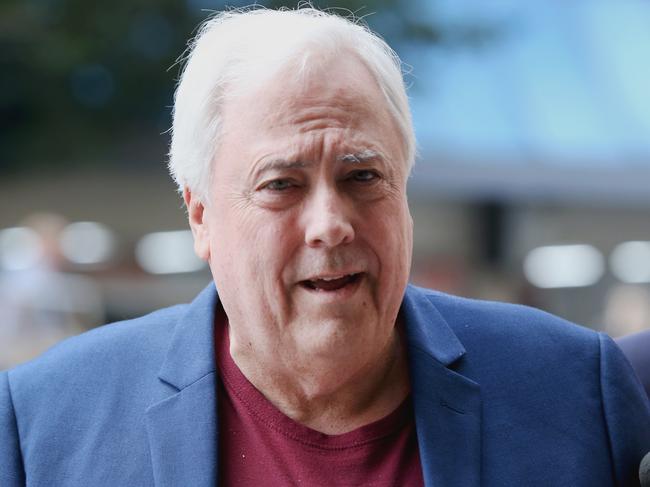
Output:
[256, 150, 381, 176]
[337, 149, 382, 164]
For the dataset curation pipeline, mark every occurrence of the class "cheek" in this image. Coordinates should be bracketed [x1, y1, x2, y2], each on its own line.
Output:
[212, 207, 300, 283]
[369, 202, 412, 254]
[367, 203, 413, 301]
[207, 204, 254, 280]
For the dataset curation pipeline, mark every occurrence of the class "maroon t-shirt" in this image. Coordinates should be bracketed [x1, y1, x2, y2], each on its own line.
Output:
[215, 308, 424, 486]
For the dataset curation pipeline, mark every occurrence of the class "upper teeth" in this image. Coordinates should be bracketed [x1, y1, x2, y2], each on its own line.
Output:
[319, 274, 348, 281]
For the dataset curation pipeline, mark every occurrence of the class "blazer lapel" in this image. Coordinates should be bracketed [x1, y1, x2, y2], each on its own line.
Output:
[402, 286, 482, 487]
[145, 284, 220, 487]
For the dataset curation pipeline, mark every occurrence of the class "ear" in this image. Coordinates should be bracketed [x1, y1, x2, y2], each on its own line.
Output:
[183, 187, 211, 261]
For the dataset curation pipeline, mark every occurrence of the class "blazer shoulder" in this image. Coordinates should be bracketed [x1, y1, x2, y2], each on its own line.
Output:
[7, 303, 187, 392]
[410, 287, 601, 374]
[414, 288, 622, 408]
[419, 287, 596, 344]
[2, 304, 192, 486]
[409, 287, 650, 484]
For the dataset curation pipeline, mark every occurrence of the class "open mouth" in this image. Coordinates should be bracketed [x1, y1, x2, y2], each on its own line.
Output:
[300, 273, 363, 292]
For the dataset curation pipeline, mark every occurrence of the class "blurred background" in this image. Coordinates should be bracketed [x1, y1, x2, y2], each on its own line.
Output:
[2, 0, 650, 368]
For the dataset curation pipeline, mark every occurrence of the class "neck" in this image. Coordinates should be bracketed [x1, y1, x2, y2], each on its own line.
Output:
[229, 327, 411, 435]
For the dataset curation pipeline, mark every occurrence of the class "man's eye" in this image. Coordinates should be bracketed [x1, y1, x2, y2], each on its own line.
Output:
[263, 179, 294, 191]
[350, 170, 379, 183]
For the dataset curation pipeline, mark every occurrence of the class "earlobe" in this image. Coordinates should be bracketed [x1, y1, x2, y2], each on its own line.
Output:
[183, 187, 211, 261]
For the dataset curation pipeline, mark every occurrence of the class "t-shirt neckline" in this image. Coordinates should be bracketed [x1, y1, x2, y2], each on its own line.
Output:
[215, 306, 413, 451]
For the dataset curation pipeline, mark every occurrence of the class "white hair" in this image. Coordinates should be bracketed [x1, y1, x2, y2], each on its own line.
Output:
[168, 6, 415, 200]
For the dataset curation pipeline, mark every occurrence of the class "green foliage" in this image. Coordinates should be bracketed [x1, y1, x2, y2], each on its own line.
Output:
[0, 0, 459, 173]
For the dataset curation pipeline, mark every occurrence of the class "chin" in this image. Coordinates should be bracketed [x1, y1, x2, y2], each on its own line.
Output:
[297, 315, 374, 353]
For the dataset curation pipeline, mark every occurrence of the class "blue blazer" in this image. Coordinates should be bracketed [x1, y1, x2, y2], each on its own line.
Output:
[2, 284, 649, 486]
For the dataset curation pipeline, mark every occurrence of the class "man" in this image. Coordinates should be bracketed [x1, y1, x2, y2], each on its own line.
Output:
[618, 330, 650, 399]
[1, 7, 649, 487]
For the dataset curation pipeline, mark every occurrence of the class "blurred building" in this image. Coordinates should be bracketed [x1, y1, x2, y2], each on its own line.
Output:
[1, 0, 649, 366]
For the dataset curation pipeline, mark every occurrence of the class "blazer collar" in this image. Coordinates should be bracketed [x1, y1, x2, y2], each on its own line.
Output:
[158, 283, 218, 389]
[146, 283, 220, 487]
[401, 284, 466, 366]
[402, 285, 482, 487]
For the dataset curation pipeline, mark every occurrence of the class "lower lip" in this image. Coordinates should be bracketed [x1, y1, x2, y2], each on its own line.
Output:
[298, 274, 364, 301]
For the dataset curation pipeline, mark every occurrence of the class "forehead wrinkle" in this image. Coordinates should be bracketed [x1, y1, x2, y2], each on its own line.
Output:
[288, 107, 353, 133]
[284, 91, 377, 130]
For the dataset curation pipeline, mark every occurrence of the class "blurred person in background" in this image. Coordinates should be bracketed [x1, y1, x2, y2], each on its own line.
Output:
[603, 285, 650, 338]
[1, 7, 649, 487]
[618, 330, 650, 399]
[0, 213, 103, 369]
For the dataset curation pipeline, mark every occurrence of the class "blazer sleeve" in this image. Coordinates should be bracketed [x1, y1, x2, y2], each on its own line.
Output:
[599, 333, 650, 487]
[0, 371, 26, 486]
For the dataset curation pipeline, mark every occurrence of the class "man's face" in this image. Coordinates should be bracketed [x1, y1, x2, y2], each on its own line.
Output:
[189, 54, 413, 371]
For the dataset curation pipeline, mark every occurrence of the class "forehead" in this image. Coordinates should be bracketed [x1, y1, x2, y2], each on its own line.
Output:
[218, 54, 402, 155]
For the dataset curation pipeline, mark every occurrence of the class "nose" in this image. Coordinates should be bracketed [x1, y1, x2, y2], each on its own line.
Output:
[303, 185, 355, 248]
